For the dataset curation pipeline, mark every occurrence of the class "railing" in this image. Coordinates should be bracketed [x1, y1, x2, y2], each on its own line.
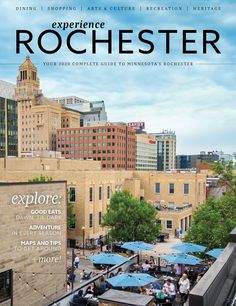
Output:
[44, 254, 138, 306]
[189, 228, 236, 306]
[156, 204, 192, 212]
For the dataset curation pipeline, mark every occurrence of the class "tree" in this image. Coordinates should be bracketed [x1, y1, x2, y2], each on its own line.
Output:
[67, 191, 76, 230]
[102, 191, 161, 242]
[28, 176, 76, 230]
[28, 175, 53, 182]
[212, 161, 236, 191]
[184, 195, 236, 248]
[185, 161, 236, 248]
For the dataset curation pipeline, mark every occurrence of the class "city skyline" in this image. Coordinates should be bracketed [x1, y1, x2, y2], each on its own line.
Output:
[0, 0, 236, 154]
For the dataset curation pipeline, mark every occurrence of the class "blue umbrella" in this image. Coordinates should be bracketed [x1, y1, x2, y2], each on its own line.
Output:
[171, 243, 206, 253]
[121, 241, 155, 252]
[161, 253, 202, 265]
[89, 253, 127, 265]
[107, 273, 158, 287]
[206, 248, 224, 259]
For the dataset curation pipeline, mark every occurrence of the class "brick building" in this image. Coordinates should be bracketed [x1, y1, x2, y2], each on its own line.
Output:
[56, 124, 137, 170]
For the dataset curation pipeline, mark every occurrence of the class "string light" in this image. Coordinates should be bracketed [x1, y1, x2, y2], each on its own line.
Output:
[16, 273, 57, 303]
[15, 270, 69, 277]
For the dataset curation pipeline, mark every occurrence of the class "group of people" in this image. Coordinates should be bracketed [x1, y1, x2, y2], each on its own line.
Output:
[139, 256, 157, 273]
[70, 253, 209, 306]
[72, 276, 107, 305]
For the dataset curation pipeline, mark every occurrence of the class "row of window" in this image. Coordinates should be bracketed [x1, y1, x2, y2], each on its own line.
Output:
[155, 183, 190, 194]
[158, 215, 192, 231]
[70, 212, 103, 229]
[59, 128, 133, 135]
[58, 142, 135, 148]
[69, 185, 112, 203]
[58, 135, 135, 141]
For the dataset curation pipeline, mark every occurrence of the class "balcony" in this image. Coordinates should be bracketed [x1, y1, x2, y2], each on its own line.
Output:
[155, 204, 192, 213]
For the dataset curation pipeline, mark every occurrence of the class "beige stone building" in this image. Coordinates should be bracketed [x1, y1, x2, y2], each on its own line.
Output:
[0, 181, 67, 306]
[0, 158, 206, 247]
[136, 133, 157, 171]
[14, 57, 80, 157]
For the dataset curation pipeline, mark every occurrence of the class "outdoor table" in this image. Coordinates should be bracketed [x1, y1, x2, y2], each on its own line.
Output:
[84, 293, 94, 299]
[87, 297, 99, 305]
[155, 291, 173, 305]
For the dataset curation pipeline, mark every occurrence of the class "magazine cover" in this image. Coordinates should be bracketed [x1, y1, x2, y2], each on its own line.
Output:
[0, 0, 235, 305]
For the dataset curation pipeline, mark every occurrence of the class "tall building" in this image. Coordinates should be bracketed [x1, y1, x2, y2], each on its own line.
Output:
[56, 123, 136, 170]
[151, 130, 176, 171]
[14, 57, 81, 156]
[51, 96, 108, 126]
[136, 132, 157, 171]
[176, 155, 198, 169]
[0, 81, 18, 157]
[176, 151, 220, 170]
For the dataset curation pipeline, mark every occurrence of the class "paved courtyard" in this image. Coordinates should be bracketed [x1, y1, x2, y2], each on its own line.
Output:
[67, 236, 183, 286]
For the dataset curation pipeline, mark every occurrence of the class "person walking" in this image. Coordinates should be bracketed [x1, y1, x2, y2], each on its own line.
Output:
[179, 273, 190, 305]
[74, 254, 80, 269]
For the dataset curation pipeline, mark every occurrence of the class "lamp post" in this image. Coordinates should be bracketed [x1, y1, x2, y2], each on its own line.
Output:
[81, 226, 85, 256]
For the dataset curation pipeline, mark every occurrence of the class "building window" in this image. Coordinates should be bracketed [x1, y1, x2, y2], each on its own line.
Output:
[169, 183, 175, 194]
[99, 212, 102, 225]
[0, 270, 12, 303]
[107, 186, 111, 199]
[166, 220, 172, 229]
[183, 183, 189, 195]
[155, 183, 160, 194]
[89, 214, 93, 228]
[99, 186, 102, 201]
[89, 187, 93, 202]
[69, 187, 76, 202]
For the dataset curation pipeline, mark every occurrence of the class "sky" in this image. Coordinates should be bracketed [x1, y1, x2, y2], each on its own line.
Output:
[0, 0, 235, 154]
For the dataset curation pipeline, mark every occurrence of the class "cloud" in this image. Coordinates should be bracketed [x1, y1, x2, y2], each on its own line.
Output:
[0, 0, 235, 154]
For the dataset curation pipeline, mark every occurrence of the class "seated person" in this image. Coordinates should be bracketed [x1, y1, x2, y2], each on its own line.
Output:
[163, 278, 176, 302]
[81, 269, 92, 280]
[142, 260, 151, 272]
[149, 256, 156, 265]
[72, 289, 87, 306]
[86, 282, 95, 296]
[116, 267, 124, 275]
[97, 276, 107, 295]
[151, 282, 161, 290]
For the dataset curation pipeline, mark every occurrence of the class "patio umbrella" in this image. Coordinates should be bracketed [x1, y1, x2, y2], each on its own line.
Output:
[121, 241, 155, 252]
[89, 253, 127, 265]
[171, 243, 206, 253]
[107, 273, 158, 287]
[161, 253, 202, 265]
[206, 248, 224, 259]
